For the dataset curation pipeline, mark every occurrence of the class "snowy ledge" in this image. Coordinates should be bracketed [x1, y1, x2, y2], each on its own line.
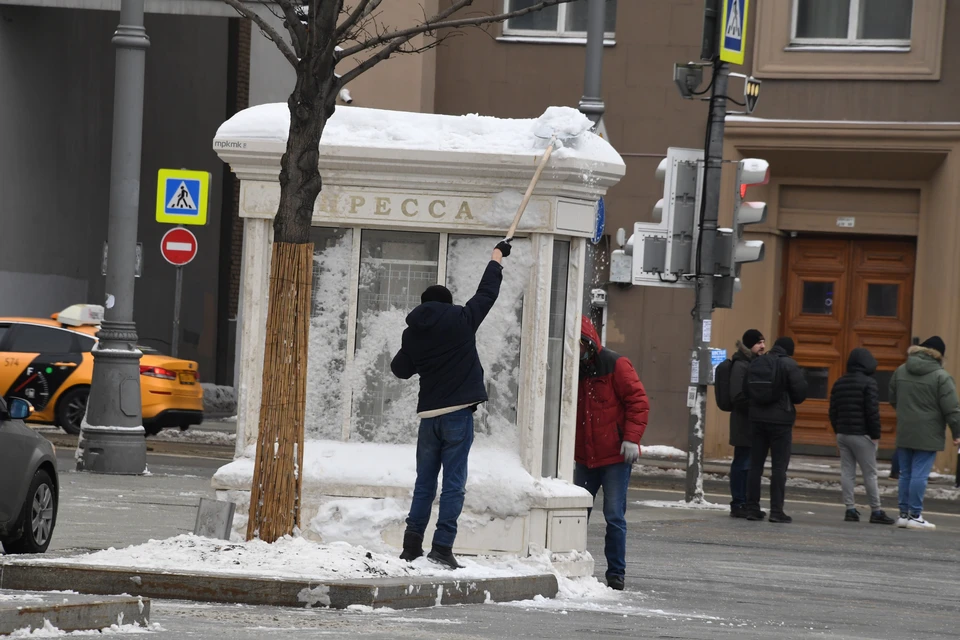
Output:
[212, 440, 592, 519]
[214, 105, 625, 192]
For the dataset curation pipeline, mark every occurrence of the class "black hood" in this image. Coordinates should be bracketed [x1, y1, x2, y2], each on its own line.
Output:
[846, 348, 877, 375]
[405, 302, 455, 331]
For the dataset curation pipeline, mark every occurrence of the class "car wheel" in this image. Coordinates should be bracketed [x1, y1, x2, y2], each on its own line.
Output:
[3, 469, 57, 554]
[144, 424, 162, 437]
[55, 387, 88, 435]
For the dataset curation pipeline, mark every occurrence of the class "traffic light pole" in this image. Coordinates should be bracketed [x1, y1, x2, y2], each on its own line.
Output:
[79, 0, 149, 475]
[685, 61, 729, 503]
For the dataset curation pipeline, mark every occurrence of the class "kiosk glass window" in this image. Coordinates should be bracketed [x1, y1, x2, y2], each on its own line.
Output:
[352, 230, 440, 443]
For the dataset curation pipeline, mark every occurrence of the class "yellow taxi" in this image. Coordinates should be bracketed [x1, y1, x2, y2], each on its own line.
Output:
[0, 305, 204, 436]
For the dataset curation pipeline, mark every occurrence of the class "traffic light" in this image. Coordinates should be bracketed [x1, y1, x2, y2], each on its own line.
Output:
[641, 147, 704, 278]
[714, 158, 769, 308]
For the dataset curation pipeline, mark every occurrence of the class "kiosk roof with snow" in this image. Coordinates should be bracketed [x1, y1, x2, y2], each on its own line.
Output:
[213, 105, 625, 572]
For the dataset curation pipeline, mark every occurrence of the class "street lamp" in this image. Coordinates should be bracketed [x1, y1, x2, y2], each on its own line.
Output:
[77, 0, 149, 475]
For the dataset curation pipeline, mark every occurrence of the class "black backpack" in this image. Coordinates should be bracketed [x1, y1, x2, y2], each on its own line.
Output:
[713, 358, 734, 412]
[746, 353, 784, 406]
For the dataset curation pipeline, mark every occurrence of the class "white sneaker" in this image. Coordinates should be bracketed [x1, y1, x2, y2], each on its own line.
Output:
[896, 515, 909, 528]
[906, 516, 936, 530]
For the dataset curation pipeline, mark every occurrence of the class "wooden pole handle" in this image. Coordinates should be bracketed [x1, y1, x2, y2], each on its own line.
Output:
[506, 136, 557, 240]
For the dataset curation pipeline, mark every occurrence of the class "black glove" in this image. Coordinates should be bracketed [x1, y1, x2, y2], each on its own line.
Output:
[495, 239, 512, 257]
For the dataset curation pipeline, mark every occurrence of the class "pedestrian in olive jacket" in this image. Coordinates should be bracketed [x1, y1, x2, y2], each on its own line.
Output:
[888, 336, 960, 530]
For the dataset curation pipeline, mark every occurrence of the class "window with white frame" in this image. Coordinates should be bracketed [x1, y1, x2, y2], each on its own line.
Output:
[792, 0, 913, 46]
[503, 0, 617, 40]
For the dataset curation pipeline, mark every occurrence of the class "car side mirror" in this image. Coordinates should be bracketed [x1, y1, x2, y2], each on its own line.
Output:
[8, 398, 32, 420]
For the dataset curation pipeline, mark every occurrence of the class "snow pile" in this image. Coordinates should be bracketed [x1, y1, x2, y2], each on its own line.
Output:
[634, 500, 729, 511]
[215, 440, 590, 519]
[9, 620, 161, 637]
[199, 384, 236, 416]
[215, 104, 622, 166]
[533, 106, 593, 142]
[641, 445, 686, 459]
[151, 429, 235, 446]
[30, 534, 555, 583]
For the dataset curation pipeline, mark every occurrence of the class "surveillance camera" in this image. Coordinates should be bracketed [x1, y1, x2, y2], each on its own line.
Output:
[338, 88, 353, 104]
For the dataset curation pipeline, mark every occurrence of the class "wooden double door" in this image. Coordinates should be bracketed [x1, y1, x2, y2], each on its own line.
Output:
[782, 238, 916, 449]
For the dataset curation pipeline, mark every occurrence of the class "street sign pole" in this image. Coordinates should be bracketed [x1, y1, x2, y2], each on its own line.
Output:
[172, 266, 183, 358]
[160, 226, 198, 358]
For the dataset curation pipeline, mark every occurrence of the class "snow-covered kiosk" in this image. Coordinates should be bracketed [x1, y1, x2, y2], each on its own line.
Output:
[211, 104, 625, 574]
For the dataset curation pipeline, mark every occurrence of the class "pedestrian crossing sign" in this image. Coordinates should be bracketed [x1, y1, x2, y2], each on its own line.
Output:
[155, 168, 211, 225]
[719, 0, 749, 66]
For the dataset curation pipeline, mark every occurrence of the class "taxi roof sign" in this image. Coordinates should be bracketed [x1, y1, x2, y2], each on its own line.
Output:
[56, 304, 104, 327]
[156, 168, 211, 226]
[719, 0, 749, 66]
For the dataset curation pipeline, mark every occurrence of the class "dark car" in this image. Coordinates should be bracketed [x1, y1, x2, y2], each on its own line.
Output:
[0, 397, 58, 554]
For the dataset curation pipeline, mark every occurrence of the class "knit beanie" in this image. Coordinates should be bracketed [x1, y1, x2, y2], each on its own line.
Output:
[421, 285, 453, 305]
[920, 335, 946, 356]
[742, 329, 764, 350]
[774, 336, 795, 357]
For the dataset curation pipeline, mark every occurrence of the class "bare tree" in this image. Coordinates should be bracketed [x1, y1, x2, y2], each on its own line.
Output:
[222, 0, 577, 543]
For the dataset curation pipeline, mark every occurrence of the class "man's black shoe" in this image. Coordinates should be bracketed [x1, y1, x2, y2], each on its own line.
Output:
[869, 510, 896, 525]
[730, 505, 749, 519]
[769, 512, 792, 524]
[427, 545, 463, 570]
[889, 472, 899, 480]
[745, 509, 766, 521]
[399, 531, 424, 562]
[844, 509, 861, 522]
[606, 575, 625, 591]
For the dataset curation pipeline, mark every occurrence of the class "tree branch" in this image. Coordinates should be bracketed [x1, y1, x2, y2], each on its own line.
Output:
[273, 0, 308, 57]
[338, 0, 577, 59]
[222, 0, 299, 67]
[334, 0, 381, 41]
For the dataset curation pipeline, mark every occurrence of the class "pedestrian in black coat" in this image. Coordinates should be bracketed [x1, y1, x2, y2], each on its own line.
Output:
[829, 348, 894, 524]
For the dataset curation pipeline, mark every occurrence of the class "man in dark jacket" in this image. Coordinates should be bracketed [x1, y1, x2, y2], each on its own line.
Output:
[728, 329, 765, 518]
[391, 240, 512, 569]
[829, 348, 895, 525]
[575, 316, 650, 591]
[888, 336, 960, 530]
[744, 336, 807, 523]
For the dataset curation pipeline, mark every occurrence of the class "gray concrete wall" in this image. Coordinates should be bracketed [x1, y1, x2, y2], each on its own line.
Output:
[248, 11, 295, 107]
[0, 4, 228, 380]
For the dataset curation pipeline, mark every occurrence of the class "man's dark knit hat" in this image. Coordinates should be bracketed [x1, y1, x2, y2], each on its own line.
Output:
[742, 329, 764, 350]
[920, 335, 946, 356]
[421, 285, 453, 305]
[774, 336, 795, 357]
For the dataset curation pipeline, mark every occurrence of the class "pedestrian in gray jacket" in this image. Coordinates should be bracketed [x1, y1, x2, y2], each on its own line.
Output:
[888, 336, 960, 530]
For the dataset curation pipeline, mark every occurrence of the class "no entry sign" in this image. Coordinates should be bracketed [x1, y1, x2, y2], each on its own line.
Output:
[161, 227, 198, 266]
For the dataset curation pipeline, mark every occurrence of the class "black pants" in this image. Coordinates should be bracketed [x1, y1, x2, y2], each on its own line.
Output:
[746, 421, 793, 515]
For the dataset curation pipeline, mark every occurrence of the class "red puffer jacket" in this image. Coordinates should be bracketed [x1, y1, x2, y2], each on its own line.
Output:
[576, 316, 650, 469]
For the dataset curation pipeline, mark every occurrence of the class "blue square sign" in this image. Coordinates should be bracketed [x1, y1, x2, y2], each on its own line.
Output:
[156, 168, 210, 225]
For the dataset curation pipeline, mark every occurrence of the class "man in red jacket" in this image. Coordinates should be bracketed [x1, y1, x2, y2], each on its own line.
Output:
[575, 316, 649, 591]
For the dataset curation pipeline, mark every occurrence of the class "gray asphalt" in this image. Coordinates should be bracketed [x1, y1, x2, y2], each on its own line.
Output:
[37, 454, 960, 638]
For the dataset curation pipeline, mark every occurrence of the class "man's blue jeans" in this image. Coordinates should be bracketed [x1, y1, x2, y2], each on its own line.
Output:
[897, 448, 937, 517]
[405, 408, 474, 548]
[574, 461, 632, 579]
[729, 446, 751, 508]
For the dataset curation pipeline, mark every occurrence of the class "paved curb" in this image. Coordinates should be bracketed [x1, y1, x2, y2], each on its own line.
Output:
[0, 589, 149, 635]
[0, 562, 557, 610]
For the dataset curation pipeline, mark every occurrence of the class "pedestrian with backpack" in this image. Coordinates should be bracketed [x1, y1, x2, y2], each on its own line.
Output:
[743, 336, 807, 523]
[714, 329, 765, 518]
[828, 347, 895, 525]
